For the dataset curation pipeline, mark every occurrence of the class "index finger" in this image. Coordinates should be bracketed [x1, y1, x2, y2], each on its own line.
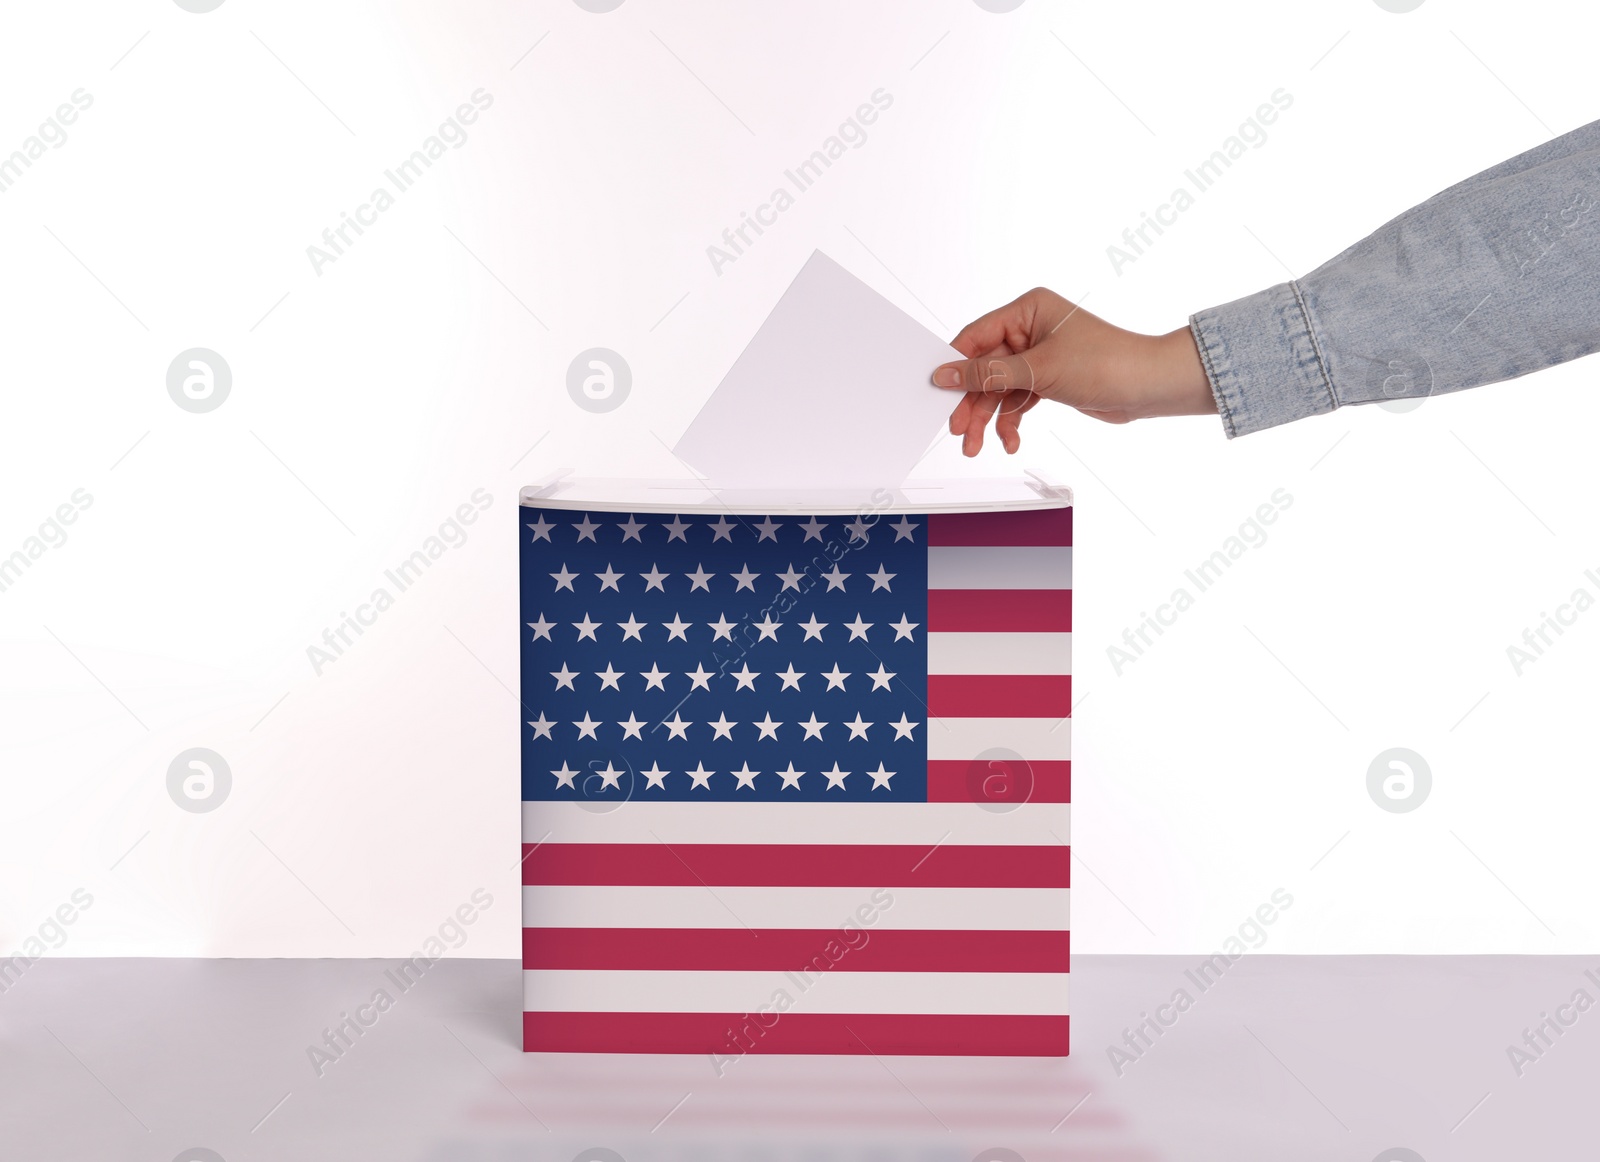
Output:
[947, 302, 1024, 356]
[949, 300, 1033, 359]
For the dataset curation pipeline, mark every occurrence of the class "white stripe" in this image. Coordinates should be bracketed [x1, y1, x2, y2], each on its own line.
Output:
[522, 885, 1070, 930]
[926, 717, 1071, 761]
[522, 801, 1070, 845]
[927, 546, 1072, 589]
[523, 968, 1070, 1016]
[928, 631, 1071, 674]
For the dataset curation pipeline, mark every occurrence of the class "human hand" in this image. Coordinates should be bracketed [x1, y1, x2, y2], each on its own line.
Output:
[931, 287, 1217, 455]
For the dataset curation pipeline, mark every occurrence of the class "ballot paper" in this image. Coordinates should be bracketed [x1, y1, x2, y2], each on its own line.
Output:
[673, 251, 963, 492]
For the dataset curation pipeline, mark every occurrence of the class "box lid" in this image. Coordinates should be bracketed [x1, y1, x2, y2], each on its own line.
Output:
[519, 472, 1072, 515]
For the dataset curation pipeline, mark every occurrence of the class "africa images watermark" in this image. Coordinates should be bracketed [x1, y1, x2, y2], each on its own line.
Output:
[1106, 888, 1295, 1076]
[0, 89, 93, 195]
[306, 88, 494, 275]
[0, 488, 93, 596]
[705, 87, 894, 275]
[306, 488, 492, 675]
[1510, 189, 1595, 280]
[306, 888, 493, 1077]
[1107, 487, 1293, 676]
[1504, 967, 1600, 1078]
[709, 888, 895, 1075]
[632, 486, 903, 750]
[1107, 88, 1294, 276]
[1503, 566, 1600, 676]
[0, 888, 95, 997]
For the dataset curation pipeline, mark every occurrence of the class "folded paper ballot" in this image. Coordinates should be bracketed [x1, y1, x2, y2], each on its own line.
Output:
[673, 251, 965, 492]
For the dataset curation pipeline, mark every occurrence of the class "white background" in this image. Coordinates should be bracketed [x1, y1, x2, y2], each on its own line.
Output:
[2, 0, 1596, 959]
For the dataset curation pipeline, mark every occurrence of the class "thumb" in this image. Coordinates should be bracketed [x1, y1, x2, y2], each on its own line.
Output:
[931, 350, 1039, 396]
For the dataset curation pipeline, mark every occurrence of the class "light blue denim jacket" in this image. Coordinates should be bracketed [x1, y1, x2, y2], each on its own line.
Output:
[1190, 118, 1600, 437]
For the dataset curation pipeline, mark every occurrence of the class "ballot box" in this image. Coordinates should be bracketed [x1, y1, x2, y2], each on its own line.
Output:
[518, 475, 1073, 1056]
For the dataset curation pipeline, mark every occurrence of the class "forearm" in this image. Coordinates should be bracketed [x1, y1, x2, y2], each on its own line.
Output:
[1190, 118, 1600, 437]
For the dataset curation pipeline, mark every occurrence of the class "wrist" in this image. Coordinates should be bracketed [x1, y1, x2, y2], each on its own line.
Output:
[1149, 326, 1217, 417]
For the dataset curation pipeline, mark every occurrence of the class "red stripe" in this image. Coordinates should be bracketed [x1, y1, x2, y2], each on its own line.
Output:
[927, 674, 1070, 717]
[926, 759, 1071, 803]
[521, 843, 1069, 888]
[522, 927, 1069, 972]
[927, 589, 1071, 632]
[523, 1011, 1068, 1055]
[928, 508, 1072, 546]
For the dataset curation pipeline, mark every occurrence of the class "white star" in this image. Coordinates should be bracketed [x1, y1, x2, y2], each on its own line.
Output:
[799, 713, 827, 741]
[753, 713, 782, 740]
[731, 664, 760, 691]
[526, 515, 553, 541]
[663, 613, 691, 641]
[799, 614, 827, 641]
[685, 664, 713, 691]
[867, 762, 894, 790]
[890, 614, 919, 641]
[844, 614, 872, 641]
[617, 515, 645, 542]
[890, 516, 918, 542]
[867, 664, 896, 691]
[709, 515, 736, 542]
[595, 663, 623, 691]
[844, 713, 872, 740]
[618, 613, 645, 641]
[777, 762, 804, 790]
[732, 762, 759, 790]
[617, 713, 645, 740]
[776, 664, 805, 691]
[550, 761, 577, 789]
[572, 712, 600, 740]
[844, 516, 871, 543]
[640, 563, 668, 592]
[732, 564, 759, 592]
[595, 761, 623, 790]
[822, 565, 849, 591]
[595, 563, 622, 592]
[799, 516, 827, 542]
[550, 663, 577, 691]
[890, 713, 919, 740]
[777, 563, 805, 591]
[753, 516, 781, 541]
[663, 515, 690, 542]
[550, 564, 577, 591]
[822, 762, 850, 790]
[640, 663, 668, 691]
[572, 515, 599, 542]
[686, 564, 713, 592]
[642, 762, 669, 790]
[868, 565, 896, 592]
[708, 713, 736, 740]
[686, 762, 715, 790]
[753, 614, 782, 641]
[662, 713, 691, 741]
[708, 613, 736, 641]
[822, 664, 850, 691]
[527, 713, 554, 739]
[572, 613, 600, 641]
[526, 614, 554, 641]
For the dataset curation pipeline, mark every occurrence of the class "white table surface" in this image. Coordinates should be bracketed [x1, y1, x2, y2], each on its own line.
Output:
[2, 955, 1587, 1160]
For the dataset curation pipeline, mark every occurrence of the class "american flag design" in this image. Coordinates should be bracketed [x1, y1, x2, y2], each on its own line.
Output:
[519, 501, 1072, 1055]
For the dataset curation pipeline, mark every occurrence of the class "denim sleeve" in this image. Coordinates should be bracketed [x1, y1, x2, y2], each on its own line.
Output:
[1189, 118, 1600, 437]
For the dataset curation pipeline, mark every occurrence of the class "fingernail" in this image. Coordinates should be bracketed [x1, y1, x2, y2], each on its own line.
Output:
[932, 365, 961, 388]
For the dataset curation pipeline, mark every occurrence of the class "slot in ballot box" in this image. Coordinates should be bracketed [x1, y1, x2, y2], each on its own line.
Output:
[518, 475, 1072, 1056]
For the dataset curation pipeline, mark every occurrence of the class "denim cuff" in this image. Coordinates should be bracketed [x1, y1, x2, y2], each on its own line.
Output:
[1189, 281, 1337, 438]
